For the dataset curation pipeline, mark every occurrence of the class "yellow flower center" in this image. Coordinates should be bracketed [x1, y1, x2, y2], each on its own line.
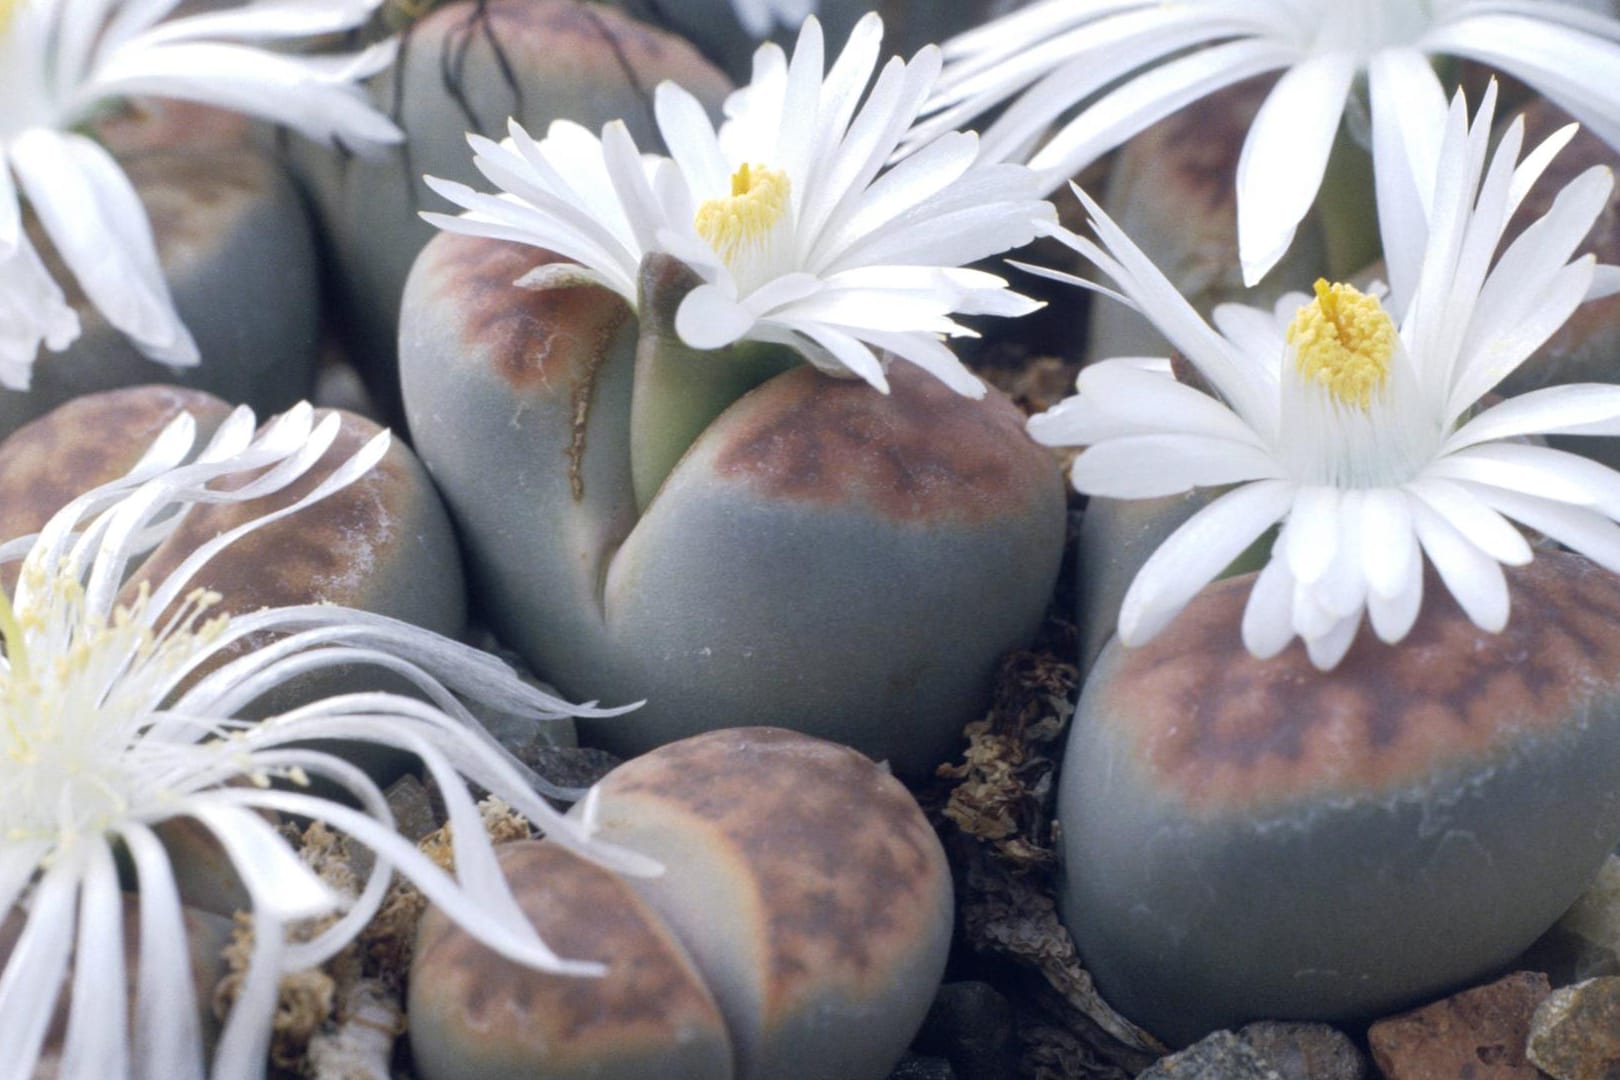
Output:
[694, 163, 791, 266]
[1286, 279, 1397, 410]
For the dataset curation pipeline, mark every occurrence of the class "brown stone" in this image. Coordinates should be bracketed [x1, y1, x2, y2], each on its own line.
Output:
[1527, 976, 1620, 1080]
[1368, 971, 1551, 1079]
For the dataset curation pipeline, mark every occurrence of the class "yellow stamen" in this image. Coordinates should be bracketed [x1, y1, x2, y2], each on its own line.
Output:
[1286, 279, 1397, 410]
[694, 163, 791, 265]
[0, 0, 18, 33]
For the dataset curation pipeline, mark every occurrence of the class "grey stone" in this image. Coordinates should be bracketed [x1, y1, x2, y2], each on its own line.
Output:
[1138, 1031, 1281, 1080]
[885, 1054, 955, 1080]
[914, 981, 1019, 1080]
[1237, 1021, 1366, 1080]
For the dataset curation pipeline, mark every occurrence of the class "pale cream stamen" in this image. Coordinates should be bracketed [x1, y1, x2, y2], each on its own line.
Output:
[694, 162, 791, 270]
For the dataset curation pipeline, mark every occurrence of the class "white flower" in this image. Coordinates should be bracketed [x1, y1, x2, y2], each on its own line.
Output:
[914, 0, 1620, 285]
[1024, 83, 1620, 670]
[423, 14, 1052, 398]
[0, 0, 403, 388]
[0, 232, 78, 389]
[730, 0, 816, 38]
[0, 401, 657, 1077]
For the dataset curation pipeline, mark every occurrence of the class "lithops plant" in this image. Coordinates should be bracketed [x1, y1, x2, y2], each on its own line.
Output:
[289, 0, 730, 419]
[409, 727, 953, 1080]
[409, 839, 734, 1080]
[402, 13, 1065, 775]
[1058, 553, 1620, 1046]
[2, 103, 320, 437]
[402, 240, 1063, 774]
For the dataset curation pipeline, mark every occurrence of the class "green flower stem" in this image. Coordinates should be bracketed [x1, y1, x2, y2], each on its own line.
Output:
[630, 255, 795, 511]
[1316, 123, 1380, 282]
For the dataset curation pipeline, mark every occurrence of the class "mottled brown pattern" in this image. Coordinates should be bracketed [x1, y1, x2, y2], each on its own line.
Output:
[419, 232, 632, 395]
[412, 840, 725, 1062]
[1104, 552, 1620, 813]
[709, 364, 1056, 524]
[599, 728, 950, 1009]
[124, 409, 412, 616]
[0, 387, 232, 590]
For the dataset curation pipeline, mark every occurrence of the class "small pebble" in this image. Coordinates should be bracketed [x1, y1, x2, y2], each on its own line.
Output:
[1237, 1020, 1367, 1080]
[1527, 976, 1620, 1080]
[1137, 1030, 1281, 1079]
[913, 981, 1019, 1080]
[885, 1053, 956, 1080]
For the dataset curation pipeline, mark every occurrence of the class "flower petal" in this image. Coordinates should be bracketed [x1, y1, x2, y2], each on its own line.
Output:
[1235, 50, 1356, 286]
[1119, 479, 1295, 645]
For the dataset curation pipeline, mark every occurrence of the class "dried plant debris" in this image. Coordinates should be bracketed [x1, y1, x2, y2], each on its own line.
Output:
[933, 634, 1165, 1077]
[981, 355, 1081, 419]
[937, 648, 1077, 870]
[212, 793, 533, 1077]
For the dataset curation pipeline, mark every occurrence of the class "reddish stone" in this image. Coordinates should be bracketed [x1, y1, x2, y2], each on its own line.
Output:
[1368, 972, 1551, 1079]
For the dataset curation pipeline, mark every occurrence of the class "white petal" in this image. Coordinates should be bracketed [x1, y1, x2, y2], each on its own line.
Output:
[121, 824, 205, 1080]
[1235, 50, 1356, 286]
[1465, 482, 1620, 576]
[1448, 384, 1620, 448]
[1285, 485, 1339, 585]
[1367, 522, 1424, 643]
[58, 843, 129, 1080]
[1119, 479, 1295, 645]
[676, 284, 757, 350]
[1430, 441, 1620, 515]
[1241, 549, 1297, 659]
[1069, 434, 1283, 498]
[1409, 497, 1510, 633]
[1367, 47, 1448, 314]
[0, 859, 79, 1074]
[1407, 476, 1534, 566]
[1360, 487, 1416, 598]
[85, 42, 402, 149]
[10, 129, 197, 364]
[1303, 611, 1362, 670]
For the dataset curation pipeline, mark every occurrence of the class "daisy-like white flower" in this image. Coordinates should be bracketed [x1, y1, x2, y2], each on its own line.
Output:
[912, 0, 1620, 286]
[1024, 83, 1620, 669]
[0, 0, 403, 388]
[423, 13, 1051, 398]
[0, 401, 656, 1077]
[730, 0, 816, 38]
